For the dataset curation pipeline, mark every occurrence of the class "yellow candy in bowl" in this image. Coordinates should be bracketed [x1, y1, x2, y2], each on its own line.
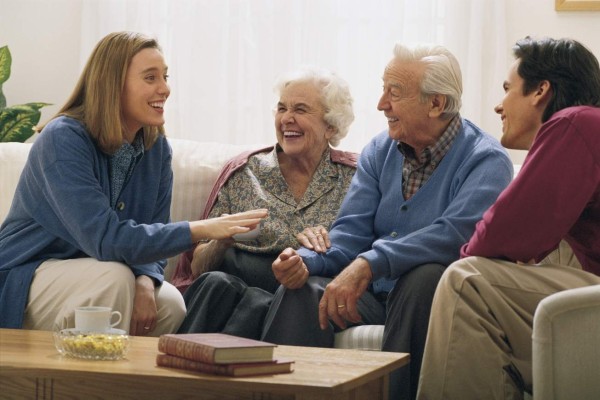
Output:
[54, 328, 130, 360]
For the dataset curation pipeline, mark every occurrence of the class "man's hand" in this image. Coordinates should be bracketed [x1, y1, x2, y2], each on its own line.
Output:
[129, 275, 157, 336]
[272, 248, 309, 289]
[318, 258, 373, 330]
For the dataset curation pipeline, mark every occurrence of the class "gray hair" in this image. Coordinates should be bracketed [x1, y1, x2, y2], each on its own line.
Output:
[393, 43, 463, 119]
[274, 66, 354, 147]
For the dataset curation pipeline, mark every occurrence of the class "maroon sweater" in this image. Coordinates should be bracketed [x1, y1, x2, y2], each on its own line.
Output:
[462, 106, 600, 276]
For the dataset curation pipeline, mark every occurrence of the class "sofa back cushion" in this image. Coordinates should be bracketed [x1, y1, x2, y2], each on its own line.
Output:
[166, 139, 257, 276]
[0, 142, 31, 222]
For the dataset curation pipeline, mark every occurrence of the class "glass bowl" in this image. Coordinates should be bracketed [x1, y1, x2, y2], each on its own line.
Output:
[53, 328, 130, 361]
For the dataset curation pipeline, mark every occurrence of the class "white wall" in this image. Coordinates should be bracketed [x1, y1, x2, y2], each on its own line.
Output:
[1, 0, 599, 163]
[0, 0, 82, 125]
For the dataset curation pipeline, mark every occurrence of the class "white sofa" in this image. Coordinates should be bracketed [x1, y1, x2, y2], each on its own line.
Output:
[2, 139, 599, 398]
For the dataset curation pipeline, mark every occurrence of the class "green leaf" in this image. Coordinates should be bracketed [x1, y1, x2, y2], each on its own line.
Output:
[0, 46, 11, 110]
[0, 106, 42, 142]
[0, 46, 11, 86]
[10, 102, 52, 112]
[0, 47, 52, 142]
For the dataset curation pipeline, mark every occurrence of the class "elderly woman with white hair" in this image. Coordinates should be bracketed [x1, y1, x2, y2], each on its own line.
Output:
[172, 66, 357, 338]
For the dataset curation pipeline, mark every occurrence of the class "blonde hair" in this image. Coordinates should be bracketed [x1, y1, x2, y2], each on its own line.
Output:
[43, 31, 165, 154]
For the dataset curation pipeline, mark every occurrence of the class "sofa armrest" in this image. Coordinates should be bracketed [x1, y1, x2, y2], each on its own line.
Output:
[532, 285, 600, 400]
[334, 325, 385, 351]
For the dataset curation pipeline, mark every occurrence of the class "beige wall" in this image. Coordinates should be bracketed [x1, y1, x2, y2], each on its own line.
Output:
[1, 0, 599, 163]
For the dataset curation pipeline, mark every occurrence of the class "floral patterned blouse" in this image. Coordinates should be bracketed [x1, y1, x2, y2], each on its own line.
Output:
[206, 146, 356, 254]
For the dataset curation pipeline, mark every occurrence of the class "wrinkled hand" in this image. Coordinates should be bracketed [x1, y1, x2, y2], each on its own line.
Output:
[190, 209, 268, 242]
[296, 225, 330, 253]
[192, 238, 234, 260]
[272, 248, 309, 289]
[318, 258, 373, 330]
[190, 238, 234, 278]
[130, 275, 157, 336]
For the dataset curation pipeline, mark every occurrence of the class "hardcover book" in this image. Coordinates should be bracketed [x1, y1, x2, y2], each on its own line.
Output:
[156, 353, 294, 377]
[157, 333, 276, 364]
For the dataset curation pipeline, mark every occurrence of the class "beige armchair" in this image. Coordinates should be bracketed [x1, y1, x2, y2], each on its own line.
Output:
[532, 285, 600, 400]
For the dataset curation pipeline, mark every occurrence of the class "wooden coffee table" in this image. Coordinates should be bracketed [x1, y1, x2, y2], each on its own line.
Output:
[0, 329, 409, 399]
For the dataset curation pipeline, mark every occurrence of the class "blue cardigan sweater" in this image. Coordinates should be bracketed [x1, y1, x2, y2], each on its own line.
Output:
[0, 117, 192, 327]
[299, 118, 513, 293]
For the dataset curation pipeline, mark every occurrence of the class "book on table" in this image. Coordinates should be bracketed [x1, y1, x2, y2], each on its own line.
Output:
[156, 353, 294, 377]
[157, 333, 277, 364]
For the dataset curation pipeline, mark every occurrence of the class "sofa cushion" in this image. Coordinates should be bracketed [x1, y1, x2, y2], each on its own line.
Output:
[168, 139, 257, 223]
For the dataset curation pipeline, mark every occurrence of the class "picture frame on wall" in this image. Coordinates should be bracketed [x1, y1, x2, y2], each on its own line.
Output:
[556, 0, 600, 11]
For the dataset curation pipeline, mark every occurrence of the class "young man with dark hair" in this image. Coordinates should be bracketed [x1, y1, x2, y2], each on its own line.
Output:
[417, 36, 600, 399]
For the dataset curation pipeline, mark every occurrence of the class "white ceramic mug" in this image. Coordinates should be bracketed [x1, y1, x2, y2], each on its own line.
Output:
[75, 306, 122, 332]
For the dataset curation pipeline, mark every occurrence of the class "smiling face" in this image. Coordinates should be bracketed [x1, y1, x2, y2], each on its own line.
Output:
[494, 59, 544, 150]
[121, 48, 170, 140]
[377, 58, 440, 153]
[275, 81, 334, 162]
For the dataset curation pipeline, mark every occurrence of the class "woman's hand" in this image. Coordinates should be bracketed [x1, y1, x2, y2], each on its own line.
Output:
[189, 209, 268, 243]
[272, 247, 309, 289]
[296, 225, 330, 253]
[190, 238, 234, 278]
[129, 275, 157, 336]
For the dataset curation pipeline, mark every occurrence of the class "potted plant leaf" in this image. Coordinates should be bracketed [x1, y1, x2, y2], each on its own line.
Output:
[0, 45, 51, 142]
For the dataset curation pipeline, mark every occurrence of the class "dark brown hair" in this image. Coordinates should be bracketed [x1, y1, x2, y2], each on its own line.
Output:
[513, 36, 600, 122]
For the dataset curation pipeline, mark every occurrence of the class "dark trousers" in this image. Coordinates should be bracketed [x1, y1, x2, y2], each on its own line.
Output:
[177, 248, 279, 339]
[218, 247, 280, 293]
[178, 271, 273, 339]
[261, 263, 445, 400]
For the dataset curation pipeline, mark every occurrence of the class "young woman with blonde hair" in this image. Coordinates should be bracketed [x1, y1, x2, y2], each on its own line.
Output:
[0, 31, 266, 336]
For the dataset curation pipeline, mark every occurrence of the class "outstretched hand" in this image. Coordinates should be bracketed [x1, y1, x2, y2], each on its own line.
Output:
[189, 209, 268, 242]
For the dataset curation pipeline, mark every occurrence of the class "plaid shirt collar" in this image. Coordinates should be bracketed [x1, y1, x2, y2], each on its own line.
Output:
[397, 115, 461, 199]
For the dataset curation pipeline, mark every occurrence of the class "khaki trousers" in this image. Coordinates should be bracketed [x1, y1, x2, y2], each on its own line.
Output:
[23, 258, 186, 336]
[417, 243, 600, 400]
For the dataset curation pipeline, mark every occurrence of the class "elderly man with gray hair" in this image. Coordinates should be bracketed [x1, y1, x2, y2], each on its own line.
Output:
[261, 43, 513, 400]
